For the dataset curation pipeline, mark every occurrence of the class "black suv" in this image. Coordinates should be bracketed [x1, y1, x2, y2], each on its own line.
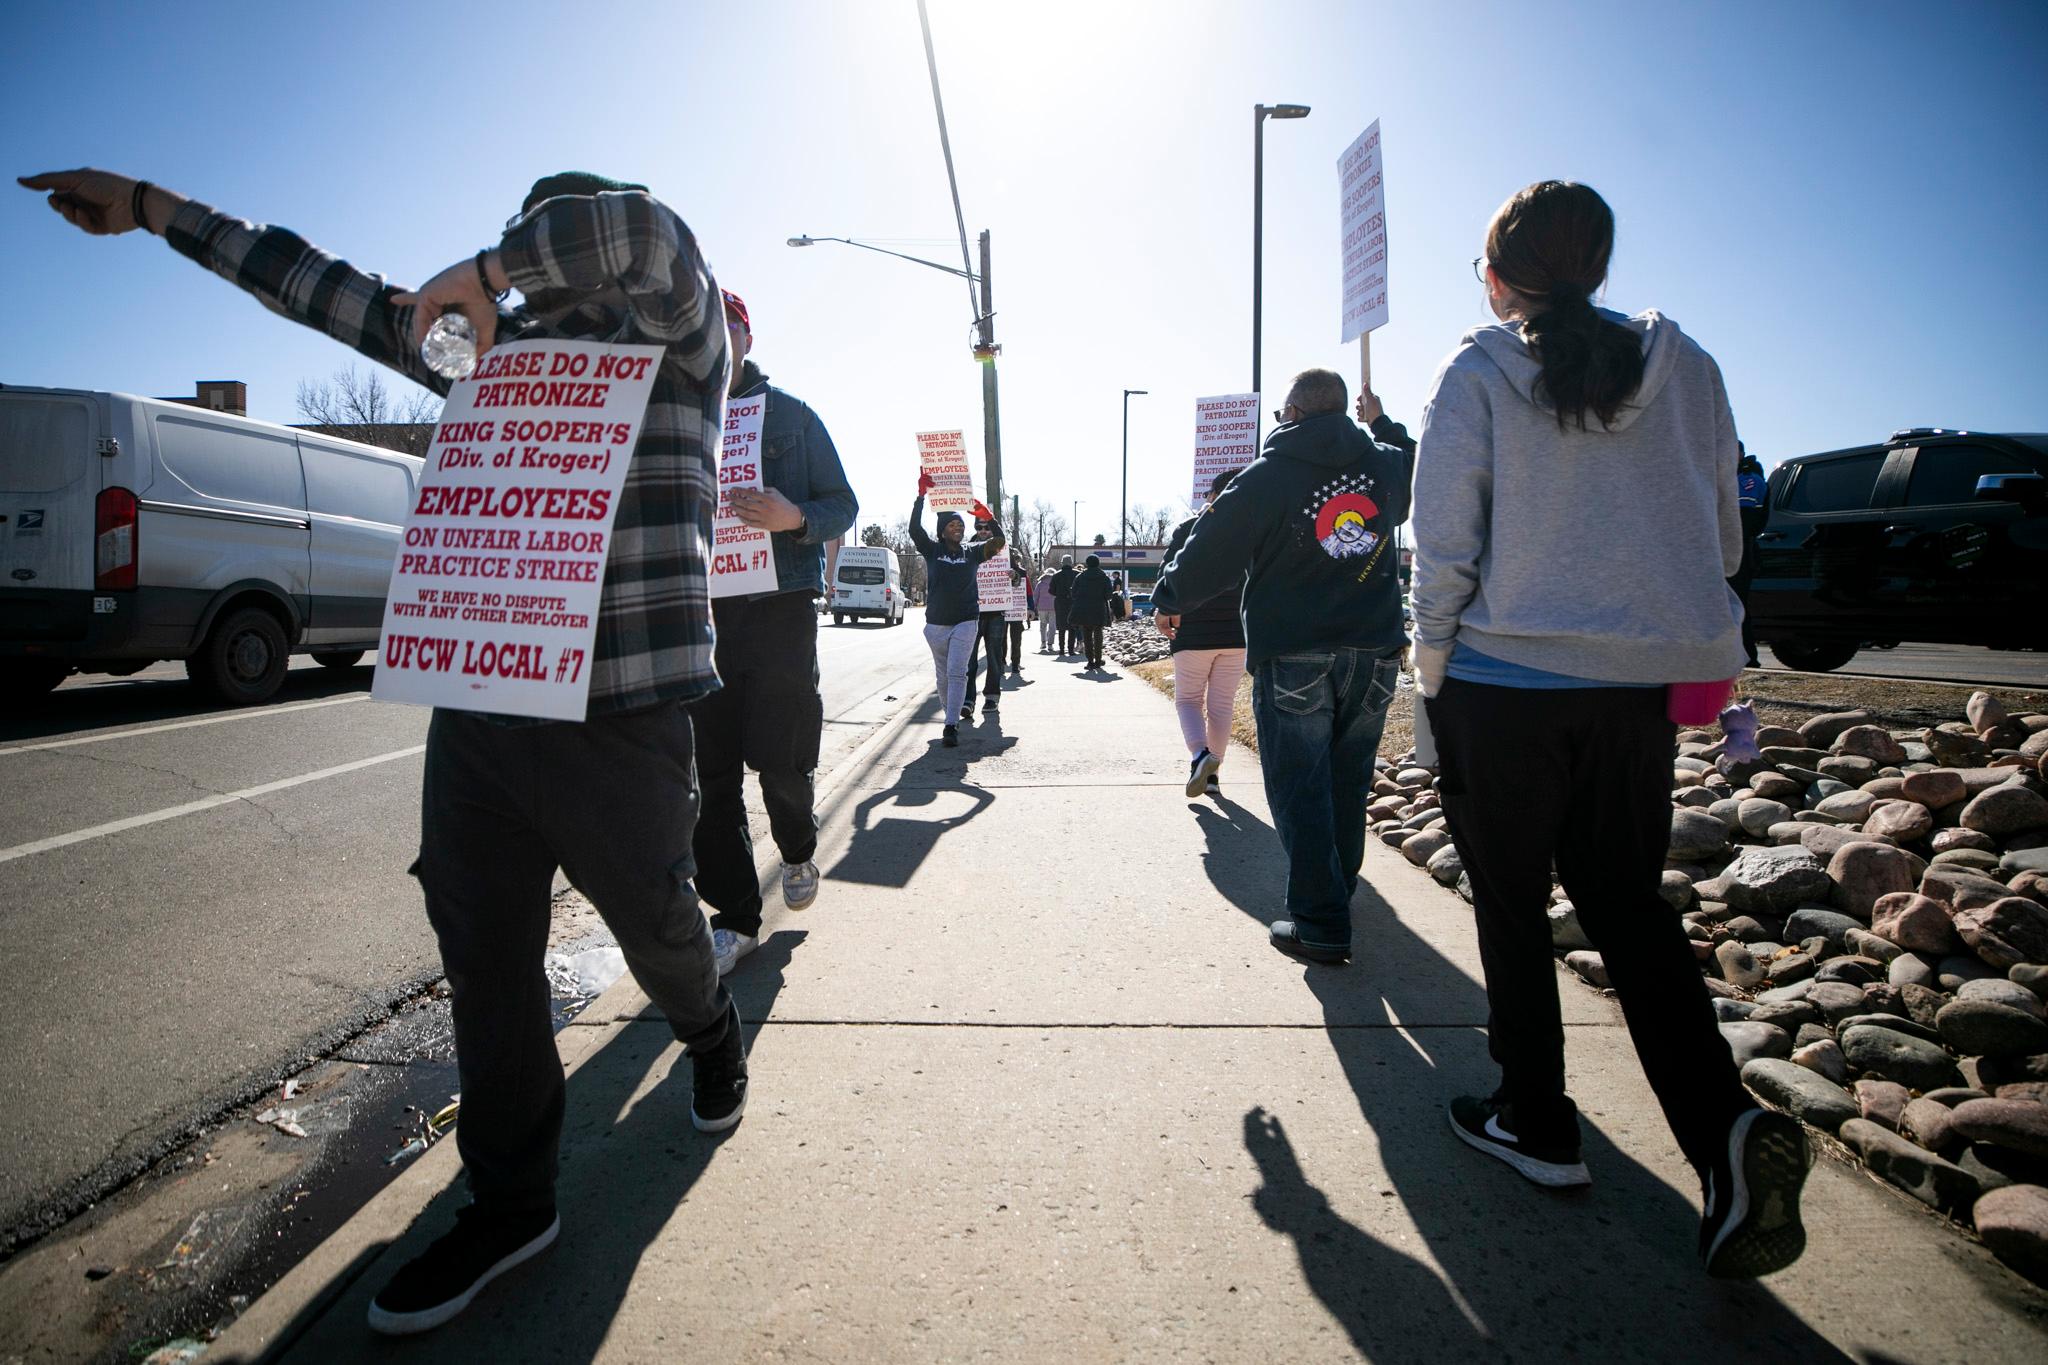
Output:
[1746, 429, 2048, 672]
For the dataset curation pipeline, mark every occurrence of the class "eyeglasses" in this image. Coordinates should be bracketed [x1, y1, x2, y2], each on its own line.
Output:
[1471, 256, 1488, 284]
[1271, 404, 1296, 424]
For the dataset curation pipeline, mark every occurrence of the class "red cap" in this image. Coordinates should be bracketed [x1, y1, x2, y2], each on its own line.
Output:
[721, 289, 750, 333]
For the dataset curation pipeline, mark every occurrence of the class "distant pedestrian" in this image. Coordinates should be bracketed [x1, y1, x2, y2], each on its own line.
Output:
[1051, 555, 1077, 654]
[909, 479, 1006, 747]
[1034, 571, 1059, 652]
[1156, 467, 1247, 798]
[1731, 445, 1768, 668]
[1153, 369, 1414, 965]
[1412, 179, 1805, 1276]
[1067, 553, 1114, 669]
[691, 289, 858, 979]
[1109, 573, 1129, 623]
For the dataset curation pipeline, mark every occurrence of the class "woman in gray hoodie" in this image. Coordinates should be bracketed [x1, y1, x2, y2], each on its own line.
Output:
[1412, 181, 1806, 1278]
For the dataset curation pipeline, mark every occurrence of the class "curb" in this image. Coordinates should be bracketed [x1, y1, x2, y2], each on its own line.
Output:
[207, 683, 928, 1361]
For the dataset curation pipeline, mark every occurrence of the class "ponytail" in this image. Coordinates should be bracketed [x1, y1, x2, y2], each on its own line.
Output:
[1485, 181, 1646, 431]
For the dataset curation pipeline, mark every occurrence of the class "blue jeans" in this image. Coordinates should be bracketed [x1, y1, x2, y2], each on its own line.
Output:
[1251, 648, 1401, 949]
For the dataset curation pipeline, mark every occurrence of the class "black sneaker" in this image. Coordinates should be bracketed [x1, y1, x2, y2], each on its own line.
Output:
[960, 703, 975, 721]
[1269, 921, 1349, 964]
[1700, 1107, 1809, 1278]
[1206, 774, 1221, 796]
[942, 725, 959, 748]
[982, 697, 999, 714]
[1185, 748, 1222, 798]
[690, 997, 749, 1133]
[1448, 1094, 1591, 1188]
[366, 1204, 559, 1335]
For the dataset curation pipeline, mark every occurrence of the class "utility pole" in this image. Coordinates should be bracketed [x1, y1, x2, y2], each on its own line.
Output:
[979, 229, 1003, 517]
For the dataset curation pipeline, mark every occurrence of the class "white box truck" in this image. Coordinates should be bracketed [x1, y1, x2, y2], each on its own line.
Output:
[829, 544, 904, 626]
[1, 385, 424, 706]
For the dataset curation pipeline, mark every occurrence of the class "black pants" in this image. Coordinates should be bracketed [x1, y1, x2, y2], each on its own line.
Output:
[1055, 602, 1073, 654]
[416, 704, 731, 1216]
[1080, 624, 1105, 665]
[1729, 542, 1759, 667]
[689, 591, 823, 938]
[1007, 620, 1025, 672]
[966, 610, 1007, 700]
[1426, 680, 1752, 1172]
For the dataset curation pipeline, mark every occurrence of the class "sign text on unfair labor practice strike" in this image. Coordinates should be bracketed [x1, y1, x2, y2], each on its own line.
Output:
[1338, 120, 1389, 342]
[372, 338, 664, 720]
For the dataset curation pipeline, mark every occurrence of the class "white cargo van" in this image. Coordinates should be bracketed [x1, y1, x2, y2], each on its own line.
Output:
[829, 545, 904, 626]
[0, 386, 425, 705]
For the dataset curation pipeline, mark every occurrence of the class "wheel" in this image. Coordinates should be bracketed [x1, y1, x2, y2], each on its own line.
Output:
[311, 649, 365, 671]
[0, 658, 71, 704]
[833, 612, 844, 626]
[188, 606, 290, 704]
[1766, 639, 1860, 673]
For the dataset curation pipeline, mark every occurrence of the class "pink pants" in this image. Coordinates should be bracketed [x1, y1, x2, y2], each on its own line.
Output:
[1172, 647, 1246, 758]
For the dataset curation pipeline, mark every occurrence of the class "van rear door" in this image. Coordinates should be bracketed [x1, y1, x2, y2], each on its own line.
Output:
[298, 437, 422, 645]
[0, 392, 97, 641]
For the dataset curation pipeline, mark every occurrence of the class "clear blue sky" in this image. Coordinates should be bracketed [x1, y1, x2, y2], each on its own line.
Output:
[6, 0, 2044, 545]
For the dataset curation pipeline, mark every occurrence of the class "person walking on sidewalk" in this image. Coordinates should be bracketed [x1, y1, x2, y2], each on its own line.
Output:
[22, 166, 753, 1334]
[962, 524, 1027, 716]
[1152, 369, 1415, 964]
[909, 481, 1006, 747]
[1411, 179, 1807, 1276]
[1051, 555, 1078, 655]
[1006, 565, 1030, 679]
[692, 290, 858, 978]
[1067, 554, 1114, 670]
[1156, 467, 1248, 799]
[1035, 570, 1059, 653]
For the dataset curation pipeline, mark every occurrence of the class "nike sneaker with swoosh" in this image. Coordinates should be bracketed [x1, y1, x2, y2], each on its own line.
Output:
[1449, 1093, 1591, 1188]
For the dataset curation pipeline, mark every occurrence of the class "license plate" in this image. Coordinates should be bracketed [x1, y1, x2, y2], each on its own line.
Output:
[93, 597, 117, 614]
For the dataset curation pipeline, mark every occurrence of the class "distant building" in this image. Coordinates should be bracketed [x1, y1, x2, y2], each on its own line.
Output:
[153, 380, 435, 456]
[158, 379, 248, 416]
[1047, 542, 1169, 589]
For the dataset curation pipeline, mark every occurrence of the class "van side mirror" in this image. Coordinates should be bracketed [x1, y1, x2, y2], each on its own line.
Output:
[1975, 472, 2046, 510]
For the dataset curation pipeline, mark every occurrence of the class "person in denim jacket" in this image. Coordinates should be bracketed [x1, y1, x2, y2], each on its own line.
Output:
[691, 290, 858, 978]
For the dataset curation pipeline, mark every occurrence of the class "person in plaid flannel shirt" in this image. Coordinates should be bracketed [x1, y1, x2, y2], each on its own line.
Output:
[23, 166, 752, 1335]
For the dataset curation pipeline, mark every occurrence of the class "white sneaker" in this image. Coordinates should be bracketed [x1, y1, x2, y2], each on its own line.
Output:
[712, 928, 757, 978]
[782, 860, 820, 910]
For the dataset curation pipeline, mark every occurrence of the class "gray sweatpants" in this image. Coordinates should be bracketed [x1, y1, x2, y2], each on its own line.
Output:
[924, 619, 979, 719]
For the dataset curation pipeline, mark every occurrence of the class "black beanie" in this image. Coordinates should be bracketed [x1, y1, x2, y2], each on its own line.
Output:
[522, 172, 650, 216]
[937, 510, 965, 534]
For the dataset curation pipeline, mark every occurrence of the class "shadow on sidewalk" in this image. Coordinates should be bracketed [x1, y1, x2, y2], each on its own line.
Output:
[1210, 796, 1852, 1361]
[254, 931, 804, 1363]
[825, 734, 1000, 888]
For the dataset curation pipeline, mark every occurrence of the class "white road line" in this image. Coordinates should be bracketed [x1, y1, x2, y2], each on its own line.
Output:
[0, 745, 425, 866]
[0, 694, 371, 756]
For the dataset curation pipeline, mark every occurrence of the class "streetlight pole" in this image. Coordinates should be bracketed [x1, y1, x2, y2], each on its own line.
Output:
[789, 231, 1003, 518]
[1253, 102, 1311, 438]
[1120, 389, 1147, 589]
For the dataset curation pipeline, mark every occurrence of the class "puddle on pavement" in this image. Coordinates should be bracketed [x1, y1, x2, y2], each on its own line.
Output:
[0, 925, 622, 1364]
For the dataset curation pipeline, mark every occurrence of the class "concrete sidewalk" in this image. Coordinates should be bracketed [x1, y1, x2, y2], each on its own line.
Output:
[214, 654, 2048, 1363]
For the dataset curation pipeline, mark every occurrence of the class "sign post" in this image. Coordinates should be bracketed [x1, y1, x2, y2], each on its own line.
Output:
[372, 338, 664, 721]
[1192, 393, 1260, 505]
[1338, 120, 1389, 396]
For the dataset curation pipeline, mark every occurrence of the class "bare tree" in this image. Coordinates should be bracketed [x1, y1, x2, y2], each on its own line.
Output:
[296, 365, 442, 457]
[1016, 498, 1069, 574]
[1120, 503, 1175, 546]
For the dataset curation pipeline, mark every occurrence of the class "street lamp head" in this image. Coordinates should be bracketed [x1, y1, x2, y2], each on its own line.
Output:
[786, 235, 815, 247]
[1126, 389, 1149, 396]
[1270, 103, 1311, 119]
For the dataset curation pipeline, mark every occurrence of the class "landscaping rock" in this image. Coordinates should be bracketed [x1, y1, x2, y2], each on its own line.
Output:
[1402, 828, 1452, 867]
[1870, 892, 1965, 955]
[1951, 1098, 2048, 1160]
[1926, 1087, 1994, 1107]
[1714, 941, 1766, 991]
[1750, 999, 1822, 1032]
[1866, 800, 1935, 843]
[1837, 1118, 1980, 1216]
[1929, 849, 2003, 875]
[2005, 846, 2048, 878]
[1802, 709, 1877, 746]
[1962, 784, 2048, 839]
[1815, 956, 1885, 986]
[1806, 981, 1871, 1026]
[1737, 798, 1794, 838]
[2012, 964, 2048, 1002]
[1766, 951, 1817, 986]
[1784, 906, 1863, 952]
[1548, 903, 1593, 952]
[1856, 1079, 1910, 1130]
[1923, 866, 2024, 912]
[1840, 1023, 1965, 1091]
[1938, 954, 2002, 992]
[1889, 952, 1941, 990]
[1712, 846, 1833, 914]
[1972, 1185, 2048, 1287]
[1743, 1057, 1857, 1133]
[1668, 808, 1729, 862]
[1959, 978, 2048, 1019]
[1837, 726, 1908, 766]
[1902, 983, 1951, 1031]
[1902, 1096, 1963, 1153]
[1791, 1038, 1849, 1085]
[1939, 999, 2048, 1058]
[1427, 844, 1465, 887]
[1564, 951, 1609, 989]
[1845, 927, 1903, 962]
[1657, 870, 1696, 911]
[1812, 790, 1875, 824]
[1720, 1020, 1793, 1066]
[1932, 828, 1998, 855]
[1799, 823, 1884, 860]
[1819, 755, 1879, 785]
[1829, 843, 1920, 920]
[1713, 998, 1759, 1023]
[1902, 769, 1970, 810]
[1838, 1012, 1942, 1046]
[1953, 898, 2048, 971]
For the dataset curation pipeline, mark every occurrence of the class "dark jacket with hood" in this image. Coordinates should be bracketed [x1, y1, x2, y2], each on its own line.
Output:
[731, 361, 858, 598]
[1154, 411, 1414, 671]
[1160, 512, 1246, 653]
[908, 495, 1004, 626]
[1067, 561, 1114, 628]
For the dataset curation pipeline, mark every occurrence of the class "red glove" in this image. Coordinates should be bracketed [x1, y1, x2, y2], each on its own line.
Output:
[917, 470, 936, 495]
[970, 499, 994, 523]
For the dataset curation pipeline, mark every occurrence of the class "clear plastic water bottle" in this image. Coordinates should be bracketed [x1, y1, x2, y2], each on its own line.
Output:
[421, 312, 478, 380]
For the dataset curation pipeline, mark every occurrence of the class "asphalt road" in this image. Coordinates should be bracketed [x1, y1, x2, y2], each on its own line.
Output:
[0, 608, 936, 1247]
[1757, 642, 2048, 688]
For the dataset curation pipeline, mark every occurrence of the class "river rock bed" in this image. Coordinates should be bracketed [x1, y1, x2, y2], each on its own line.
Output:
[1373, 690, 2048, 1286]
